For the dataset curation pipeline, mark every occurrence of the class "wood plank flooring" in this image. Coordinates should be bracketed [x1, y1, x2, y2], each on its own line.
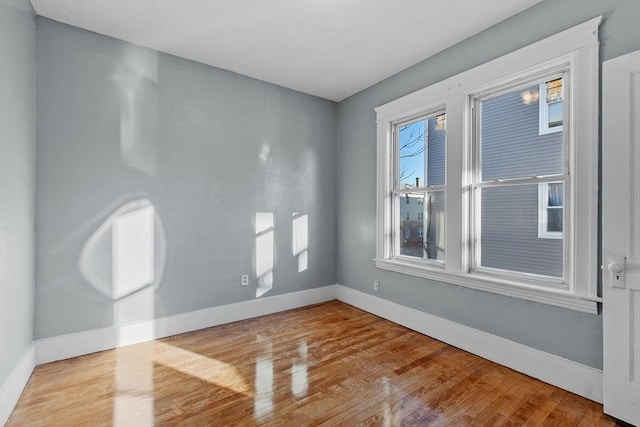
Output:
[7, 300, 623, 426]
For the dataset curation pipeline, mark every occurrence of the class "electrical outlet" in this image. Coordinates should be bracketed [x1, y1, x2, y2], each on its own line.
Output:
[373, 280, 380, 292]
[241, 275, 249, 286]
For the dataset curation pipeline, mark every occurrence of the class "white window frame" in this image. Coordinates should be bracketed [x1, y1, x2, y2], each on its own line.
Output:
[375, 17, 601, 314]
[538, 82, 564, 135]
[538, 182, 563, 239]
[394, 111, 447, 266]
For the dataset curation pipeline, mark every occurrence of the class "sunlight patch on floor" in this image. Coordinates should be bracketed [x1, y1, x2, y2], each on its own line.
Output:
[153, 341, 253, 396]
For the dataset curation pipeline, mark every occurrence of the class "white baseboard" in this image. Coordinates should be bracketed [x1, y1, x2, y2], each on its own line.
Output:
[30, 283, 602, 406]
[336, 285, 603, 403]
[0, 344, 36, 427]
[36, 285, 336, 365]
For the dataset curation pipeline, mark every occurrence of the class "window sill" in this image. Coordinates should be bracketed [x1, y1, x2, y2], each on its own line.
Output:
[374, 258, 600, 314]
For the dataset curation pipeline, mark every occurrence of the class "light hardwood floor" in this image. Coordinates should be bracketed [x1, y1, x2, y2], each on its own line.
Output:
[8, 300, 623, 426]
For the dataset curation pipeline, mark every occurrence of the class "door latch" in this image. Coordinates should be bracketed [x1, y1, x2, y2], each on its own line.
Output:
[608, 257, 626, 288]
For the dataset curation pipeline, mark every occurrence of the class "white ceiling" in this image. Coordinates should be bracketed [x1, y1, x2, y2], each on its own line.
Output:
[30, 0, 542, 102]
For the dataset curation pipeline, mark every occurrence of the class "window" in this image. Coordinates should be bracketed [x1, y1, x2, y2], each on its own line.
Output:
[396, 112, 446, 262]
[473, 76, 566, 281]
[538, 79, 564, 135]
[375, 18, 601, 313]
[538, 182, 563, 239]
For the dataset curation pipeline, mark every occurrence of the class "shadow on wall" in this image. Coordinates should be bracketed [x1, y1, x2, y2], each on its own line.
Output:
[77, 46, 163, 342]
[292, 213, 308, 273]
[255, 212, 276, 298]
[79, 198, 167, 345]
[112, 45, 159, 176]
[254, 212, 309, 298]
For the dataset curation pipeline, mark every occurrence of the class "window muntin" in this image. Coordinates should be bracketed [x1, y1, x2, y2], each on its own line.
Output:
[473, 76, 567, 284]
[394, 112, 446, 262]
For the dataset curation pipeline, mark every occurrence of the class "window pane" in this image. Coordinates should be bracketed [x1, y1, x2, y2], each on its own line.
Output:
[548, 182, 563, 207]
[548, 101, 563, 128]
[398, 191, 445, 261]
[547, 208, 563, 232]
[481, 84, 564, 180]
[480, 185, 562, 278]
[398, 113, 446, 188]
[399, 193, 424, 257]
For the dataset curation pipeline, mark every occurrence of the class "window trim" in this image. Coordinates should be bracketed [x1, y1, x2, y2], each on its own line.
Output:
[375, 17, 601, 314]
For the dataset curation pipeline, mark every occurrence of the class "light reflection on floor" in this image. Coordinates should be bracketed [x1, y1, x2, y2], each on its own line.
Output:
[153, 342, 252, 395]
[109, 334, 313, 425]
[291, 341, 308, 397]
[254, 335, 274, 419]
[114, 344, 154, 427]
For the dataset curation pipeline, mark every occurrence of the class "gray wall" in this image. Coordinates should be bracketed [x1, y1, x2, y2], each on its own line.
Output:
[0, 0, 36, 388]
[35, 18, 337, 339]
[337, 0, 640, 369]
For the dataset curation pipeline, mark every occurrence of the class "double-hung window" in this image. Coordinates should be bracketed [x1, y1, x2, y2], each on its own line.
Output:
[375, 18, 601, 313]
[472, 74, 567, 284]
[394, 112, 446, 261]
